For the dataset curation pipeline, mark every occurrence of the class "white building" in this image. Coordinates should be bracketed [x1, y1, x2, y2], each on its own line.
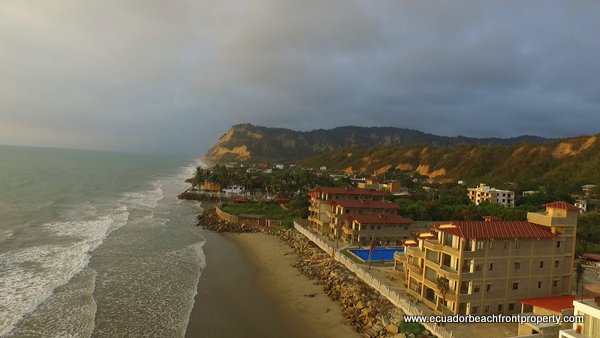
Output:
[575, 200, 587, 213]
[522, 190, 539, 197]
[467, 183, 515, 207]
[559, 299, 600, 338]
[222, 185, 246, 195]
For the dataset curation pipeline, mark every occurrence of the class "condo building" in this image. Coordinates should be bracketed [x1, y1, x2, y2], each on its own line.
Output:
[400, 201, 578, 316]
[468, 183, 515, 207]
[559, 298, 600, 338]
[308, 187, 414, 245]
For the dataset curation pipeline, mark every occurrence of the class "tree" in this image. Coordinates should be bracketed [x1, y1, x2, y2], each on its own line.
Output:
[436, 276, 450, 315]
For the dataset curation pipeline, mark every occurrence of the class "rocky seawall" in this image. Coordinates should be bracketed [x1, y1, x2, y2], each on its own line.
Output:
[197, 208, 432, 338]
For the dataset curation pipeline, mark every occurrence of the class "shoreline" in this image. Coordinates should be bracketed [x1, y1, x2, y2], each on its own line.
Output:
[226, 232, 360, 338]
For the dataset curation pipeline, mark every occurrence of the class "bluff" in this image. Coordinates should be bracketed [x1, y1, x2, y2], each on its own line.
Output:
[204, 123, 547, 163]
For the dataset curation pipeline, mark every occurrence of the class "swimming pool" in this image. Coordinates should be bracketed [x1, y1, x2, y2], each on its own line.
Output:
[349, 247, 404, 262]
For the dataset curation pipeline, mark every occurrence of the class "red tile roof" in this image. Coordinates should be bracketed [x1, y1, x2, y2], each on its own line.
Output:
[582, 253, 600, 261]
[331, 199, 400, 209]
[347, 214, 413, 225]
[519, 295, 575, 313]
[434, 221, 555, 240]
[311, 186, 386, 196]
[544, 201, 580, 211]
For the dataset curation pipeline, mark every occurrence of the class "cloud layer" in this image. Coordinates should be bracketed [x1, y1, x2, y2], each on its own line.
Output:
[2, 0, 599, 154]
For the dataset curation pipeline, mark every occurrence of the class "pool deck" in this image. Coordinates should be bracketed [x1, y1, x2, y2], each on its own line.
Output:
[297, 222, 519, 338]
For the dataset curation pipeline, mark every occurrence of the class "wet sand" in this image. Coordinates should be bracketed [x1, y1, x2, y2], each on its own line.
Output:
[185, 231, 359, 338]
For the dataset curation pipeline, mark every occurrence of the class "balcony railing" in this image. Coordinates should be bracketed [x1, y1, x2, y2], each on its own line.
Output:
[406, 245, 424, 258]
[424, 240, 442, 251]
[439, 265, 460, 280]
[342, 225, 355, 235]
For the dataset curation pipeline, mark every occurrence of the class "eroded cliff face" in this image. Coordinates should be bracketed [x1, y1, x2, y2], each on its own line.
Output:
[204, 123, 548, 163]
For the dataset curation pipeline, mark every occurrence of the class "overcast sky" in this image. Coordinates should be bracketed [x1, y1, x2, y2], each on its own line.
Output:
[1, 1, 599, 155]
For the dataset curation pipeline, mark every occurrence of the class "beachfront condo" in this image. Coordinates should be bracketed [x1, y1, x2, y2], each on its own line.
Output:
[308, 187, 386, 235]
[401, 201, 578, 316]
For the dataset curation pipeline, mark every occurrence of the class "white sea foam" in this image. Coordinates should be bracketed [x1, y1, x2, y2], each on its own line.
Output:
[123, 183, 164, 210]
[0, 207, 128, 336]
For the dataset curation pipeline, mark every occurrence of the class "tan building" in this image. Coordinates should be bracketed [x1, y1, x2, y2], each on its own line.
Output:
[468, 183, 515, 207]
[401, 201, 578, 316]
[308, 187, 415, 244]
[358, 178, 403, 194]
[340, 214, 414, 246]
[308, 187, 386, 235]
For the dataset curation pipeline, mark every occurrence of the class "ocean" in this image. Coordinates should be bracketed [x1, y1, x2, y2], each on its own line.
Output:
[0, 145, 206, 337]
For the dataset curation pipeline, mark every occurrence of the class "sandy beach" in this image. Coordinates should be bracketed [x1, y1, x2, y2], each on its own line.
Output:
[185, 230, 359, 338]
[227, 232, 360, 338]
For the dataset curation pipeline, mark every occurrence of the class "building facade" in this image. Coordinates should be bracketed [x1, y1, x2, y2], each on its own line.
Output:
[401, 201, 578, 316]
[468, 183, 515, 207]
[559, 299, 600, 338]
[308, 187, 414, 244]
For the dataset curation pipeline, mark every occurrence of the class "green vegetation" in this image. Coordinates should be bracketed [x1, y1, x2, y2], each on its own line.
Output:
[221, 196, 310, 229]
[192, 164, 350, 197]
[576, 211, 600, 255]
[399, 322, 428, 336]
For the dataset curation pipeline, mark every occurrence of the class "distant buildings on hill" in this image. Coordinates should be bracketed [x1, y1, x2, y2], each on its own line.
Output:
[468, 183, 515, 207]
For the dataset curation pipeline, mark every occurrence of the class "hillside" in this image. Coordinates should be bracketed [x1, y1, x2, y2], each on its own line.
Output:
[204, 123, 547, 163]
[298, 134, 600, 189]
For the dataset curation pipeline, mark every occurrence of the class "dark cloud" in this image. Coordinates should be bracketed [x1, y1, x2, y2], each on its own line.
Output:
[1, 0, 599, 154]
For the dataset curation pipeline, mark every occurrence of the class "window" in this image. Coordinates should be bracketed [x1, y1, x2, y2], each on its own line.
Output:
[476, 241, 484, 250]
[539, 261, 544, 268]
[489, 262, 494, 271]
[498, 304, 503, 312]
[484, 304, 490, 313]
[508, 303, 515, 311]
[486, 284, 491, 292]
[553, 280, 558, 287]
[489, 241, 494, 249]
[514, 262, 521, 270]
[504, 241, 508, 249]
[471, 306, 479, 314]
[514, 240, 520, 249]
[538, 281, 542, 288]
[555, 260, 560, 268]
[557, 241, 561, 248]
[512, 282, 519, 290]
[475, 263, 482, 272]
[473, 284, 481, 292]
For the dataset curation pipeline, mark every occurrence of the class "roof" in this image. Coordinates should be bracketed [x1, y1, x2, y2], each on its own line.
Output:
[582, 253, 600, 261]
[519, 295, 575, 313]
[311, 186, 386, 196]
[434, 221, 555, 240]
[347, 214, 413, 225]
[330, 199, 400, 209]
[543, 201, 580, 211]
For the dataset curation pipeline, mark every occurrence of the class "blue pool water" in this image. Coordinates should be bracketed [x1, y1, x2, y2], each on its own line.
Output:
[349, 247, 404, 262]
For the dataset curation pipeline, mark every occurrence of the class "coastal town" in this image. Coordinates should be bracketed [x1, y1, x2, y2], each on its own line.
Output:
[181, 163, 600, 338]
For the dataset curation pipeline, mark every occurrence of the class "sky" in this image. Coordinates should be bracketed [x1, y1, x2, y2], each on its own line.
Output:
[1, 1, 600, 155]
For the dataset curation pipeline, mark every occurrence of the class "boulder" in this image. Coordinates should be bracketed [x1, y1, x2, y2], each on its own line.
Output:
[386, 323, 399, 335]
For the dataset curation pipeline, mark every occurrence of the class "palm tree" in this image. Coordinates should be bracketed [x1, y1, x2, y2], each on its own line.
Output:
[576, 262, 584, 301]
[436, 276, 450, 315]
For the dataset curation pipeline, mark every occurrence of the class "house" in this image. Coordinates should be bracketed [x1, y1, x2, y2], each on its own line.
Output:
[401, 201, 578, 316]
[275, 164, 284, 170]
[468, 183, 515, 207]
[581, 184, 597, 197]
[200, 182, 221, 193]
[222, 185, 246, 195]
[357, 177, 402, 194]
[575, 200, 587, 213]
[517, 295, 575, 337]
[559, 298, 600, 338]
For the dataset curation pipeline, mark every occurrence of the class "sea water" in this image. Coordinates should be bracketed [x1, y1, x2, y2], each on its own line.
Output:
[0, 145, 205, 337]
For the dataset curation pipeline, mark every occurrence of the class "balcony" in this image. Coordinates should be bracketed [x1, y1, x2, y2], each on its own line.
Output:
[407, 261, 423, 275]
[326, 210, 337, 218]
[406, 245, 424, 258]
[394, 251, 404, 261]
[439, 265, 460, 280]
[308, 216, 325, 226]
[442, 245, 460, 257]
[342, 225, 355, 235]
[424, 240, 442, 251]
